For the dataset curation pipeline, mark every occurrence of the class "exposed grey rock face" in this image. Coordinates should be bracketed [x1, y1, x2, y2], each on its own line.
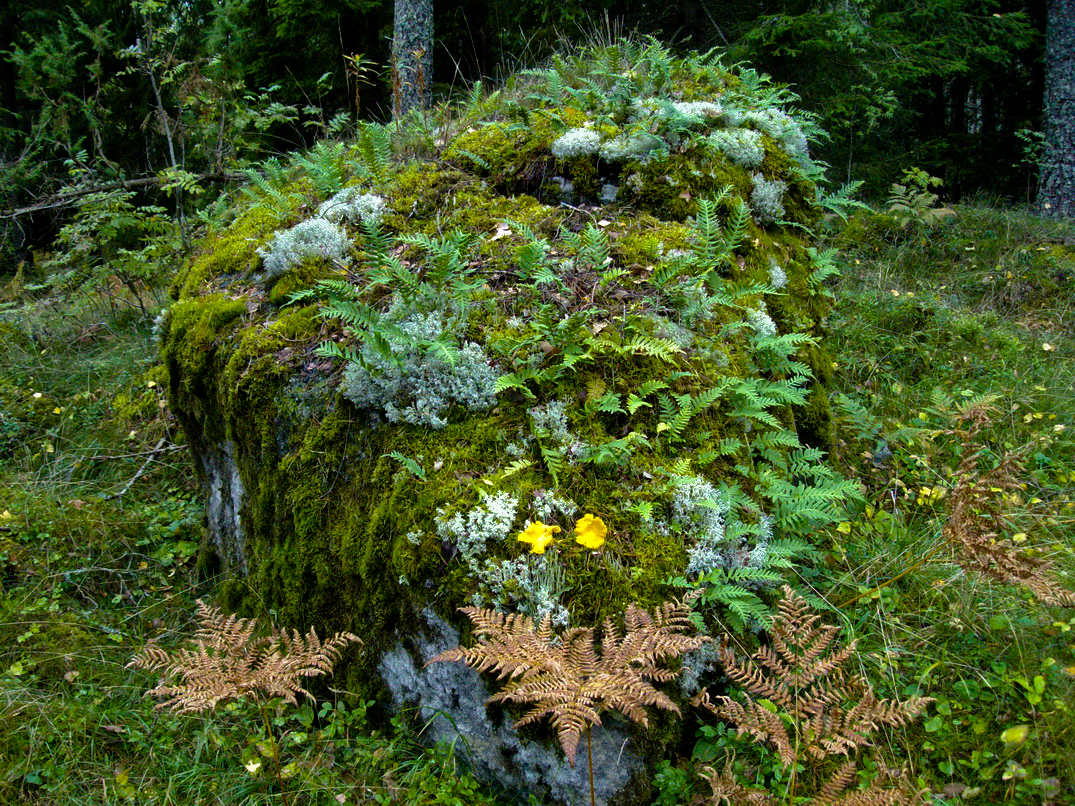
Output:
[379, 607, 646, 806]
[194, 433, 650, 804]
[201, 440, 246, 573]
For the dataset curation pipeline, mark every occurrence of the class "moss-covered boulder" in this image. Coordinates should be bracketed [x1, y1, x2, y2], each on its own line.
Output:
[160, 40, 853, 805]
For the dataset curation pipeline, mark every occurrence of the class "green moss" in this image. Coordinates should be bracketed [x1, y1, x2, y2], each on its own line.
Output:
[441, 107, 587, 191]
[170, 206, 283, 300]
[267, 261, 343, 305]
[161, 294, 246, 418]
[613, 217, 692, 267]
[21, 617, 96, 683]
[620, 150, 751, 221]
[110, 363, 169, 426]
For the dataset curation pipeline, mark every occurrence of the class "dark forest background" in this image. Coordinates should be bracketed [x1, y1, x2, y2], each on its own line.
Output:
[0, 0, 1052, 269]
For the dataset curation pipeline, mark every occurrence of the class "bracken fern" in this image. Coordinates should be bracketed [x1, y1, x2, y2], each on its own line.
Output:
[692, 587, 931, 803]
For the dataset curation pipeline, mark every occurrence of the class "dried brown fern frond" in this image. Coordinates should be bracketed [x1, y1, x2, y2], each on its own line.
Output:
[128, 600, 361, 712]
[696, 760, 923, 806]
[429, 597, 709, 767]
[692, 587, 930, 803]
[943, 412, 1075, 606]
[695, 764, 774, 804]
[693, 588, 931, 767]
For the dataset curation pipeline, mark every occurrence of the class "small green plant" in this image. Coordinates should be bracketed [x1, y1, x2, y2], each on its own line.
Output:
[39, 189, 180, 320]
[886, 168, 954, 227]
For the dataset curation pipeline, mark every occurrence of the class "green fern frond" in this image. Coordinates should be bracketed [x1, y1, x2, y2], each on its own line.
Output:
[815, 180, 871, 221]
[494, 368, 543, 400]
[598, 266, 629, 290]
[292, 140, 348, 198]
[383, 451, 426, 479]
[650, 254, 698, 288]
[833, 392, 882, 442]
[500, 458, 534, 479]
[540, 445, 566, 485]
[453, 148, 491, 170]
[637, 379, 671, 397]
[594, 391, 625, 414]
[626, 500, 655, 521]
[351, 122, 394, 187]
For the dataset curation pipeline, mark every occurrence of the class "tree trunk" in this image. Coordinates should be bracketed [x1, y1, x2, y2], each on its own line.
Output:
[1039, 0, 1075, 218]
[393, 0, 433, 119]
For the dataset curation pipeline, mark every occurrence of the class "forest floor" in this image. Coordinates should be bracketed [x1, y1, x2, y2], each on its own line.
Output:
[0, 202, 1072, 804]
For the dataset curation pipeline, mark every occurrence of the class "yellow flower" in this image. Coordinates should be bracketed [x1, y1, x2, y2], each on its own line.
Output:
[574, 514, 607, 550]
[518, 521, 561, 554]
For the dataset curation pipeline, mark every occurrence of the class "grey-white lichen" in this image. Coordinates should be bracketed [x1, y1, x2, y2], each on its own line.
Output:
[436, 492, 519, 569]
[742, 108, 809, 164]
[259, 217, 352, 279]
[532, 489, 578, 521]
[598, 132, 662, 162]
[551, 127, 601, 159]
[475, 554, 570, 627]
[671, 101, 723, 122]
[678, 641, 719, 696]
[317, 188, 387, 225]
[768, 259, 788, 290]
[671, 475, 733, 578]
[529, 400, 573, 443]
[750, 173, 787, 224]
[747, 302, 778, 338]
[151, 305, 171, 344]
[707, 129, 765, 168]
[747, 514, 773, 567]
[342, 311, 500, 429]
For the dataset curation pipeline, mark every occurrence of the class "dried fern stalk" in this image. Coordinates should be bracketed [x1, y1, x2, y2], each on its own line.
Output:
[429, 597, 709, 767]
[128, 599, 361, 712]
[943, 409, 1075, 607]
[698, 760, 924, 806]
[693, 586, 931, 803]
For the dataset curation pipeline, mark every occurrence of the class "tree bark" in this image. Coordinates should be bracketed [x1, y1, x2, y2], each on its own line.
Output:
[1039, 0, 1075, 218]
[393, 0, 433, 119]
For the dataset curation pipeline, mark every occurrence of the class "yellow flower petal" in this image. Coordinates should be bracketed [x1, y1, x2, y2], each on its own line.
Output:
[518, 521, 561, 554]
[574, 514, 607, 550]
[530, 531, 557, 554]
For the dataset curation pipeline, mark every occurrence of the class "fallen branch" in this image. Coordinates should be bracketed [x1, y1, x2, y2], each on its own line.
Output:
[102, 437, 172, 501]
[1, 172, 245, 218]
[88, 445, 185, 462]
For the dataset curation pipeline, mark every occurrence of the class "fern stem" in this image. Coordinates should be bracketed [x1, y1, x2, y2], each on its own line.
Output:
[787, 689, 799, 804]
[258, 699, 291, 806]
[586, 725, 596, 806]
